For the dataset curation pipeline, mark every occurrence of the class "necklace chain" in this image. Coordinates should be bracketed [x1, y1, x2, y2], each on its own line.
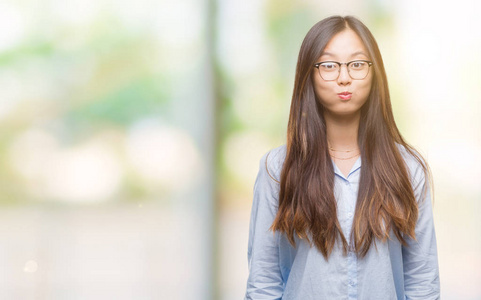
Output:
[328, 146, 356, 153]
[329, 152, 360, 160]
[327, 140, 357, 153]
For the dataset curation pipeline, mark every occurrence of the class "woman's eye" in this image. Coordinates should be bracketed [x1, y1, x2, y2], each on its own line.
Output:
[321, 63, 337, 70]
[351, 62, 365, 69]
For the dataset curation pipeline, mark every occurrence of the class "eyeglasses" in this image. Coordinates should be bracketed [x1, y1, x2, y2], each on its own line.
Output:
[313, 60, 373, 81]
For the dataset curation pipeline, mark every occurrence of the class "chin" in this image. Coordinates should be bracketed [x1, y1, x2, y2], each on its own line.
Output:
[326, 106, 362, 117]
[337, 110, 360, 116]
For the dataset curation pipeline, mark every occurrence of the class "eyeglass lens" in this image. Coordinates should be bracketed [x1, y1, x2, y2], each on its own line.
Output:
[318, 61, 370, 80]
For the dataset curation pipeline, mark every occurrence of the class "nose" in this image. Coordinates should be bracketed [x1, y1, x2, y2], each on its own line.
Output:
[337, 64, 351, 85]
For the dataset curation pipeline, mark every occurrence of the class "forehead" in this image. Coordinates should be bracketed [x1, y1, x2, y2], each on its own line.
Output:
[320, 29, 369, 59]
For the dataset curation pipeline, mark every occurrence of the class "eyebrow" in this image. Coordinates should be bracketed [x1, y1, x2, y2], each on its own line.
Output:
[320, 50, 369, 59]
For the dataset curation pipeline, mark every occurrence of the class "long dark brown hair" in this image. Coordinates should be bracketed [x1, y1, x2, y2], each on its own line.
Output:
[270, 15, 431, 259]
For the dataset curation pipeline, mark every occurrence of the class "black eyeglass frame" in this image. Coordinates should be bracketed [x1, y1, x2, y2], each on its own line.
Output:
[313, 60, 373, 81]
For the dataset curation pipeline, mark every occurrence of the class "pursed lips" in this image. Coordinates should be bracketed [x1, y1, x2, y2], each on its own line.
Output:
[337, 91, 352, 100]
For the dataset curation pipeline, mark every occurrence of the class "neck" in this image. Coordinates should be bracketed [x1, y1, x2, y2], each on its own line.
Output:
[324, 111, 360, 151]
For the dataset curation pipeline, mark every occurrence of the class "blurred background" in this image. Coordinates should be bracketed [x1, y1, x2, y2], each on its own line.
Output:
[0, 0, 479, 299]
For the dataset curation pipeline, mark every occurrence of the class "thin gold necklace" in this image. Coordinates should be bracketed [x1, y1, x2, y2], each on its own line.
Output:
[327, 140, 358, 152]
[330, 152, 360, 160]
[329, 146, 357, 152]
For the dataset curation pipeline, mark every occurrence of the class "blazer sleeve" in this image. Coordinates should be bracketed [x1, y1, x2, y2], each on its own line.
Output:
[402, 162, 441, 299]
[245, 151, 284, 300]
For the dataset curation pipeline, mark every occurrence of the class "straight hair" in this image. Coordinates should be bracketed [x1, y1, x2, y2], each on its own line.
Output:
[270, 15, 431, 259]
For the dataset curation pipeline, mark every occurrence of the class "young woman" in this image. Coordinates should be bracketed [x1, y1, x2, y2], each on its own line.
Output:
[245, 16, 440, 299]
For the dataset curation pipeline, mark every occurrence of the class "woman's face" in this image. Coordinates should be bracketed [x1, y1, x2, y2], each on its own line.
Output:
[312, 29, 373, 118]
